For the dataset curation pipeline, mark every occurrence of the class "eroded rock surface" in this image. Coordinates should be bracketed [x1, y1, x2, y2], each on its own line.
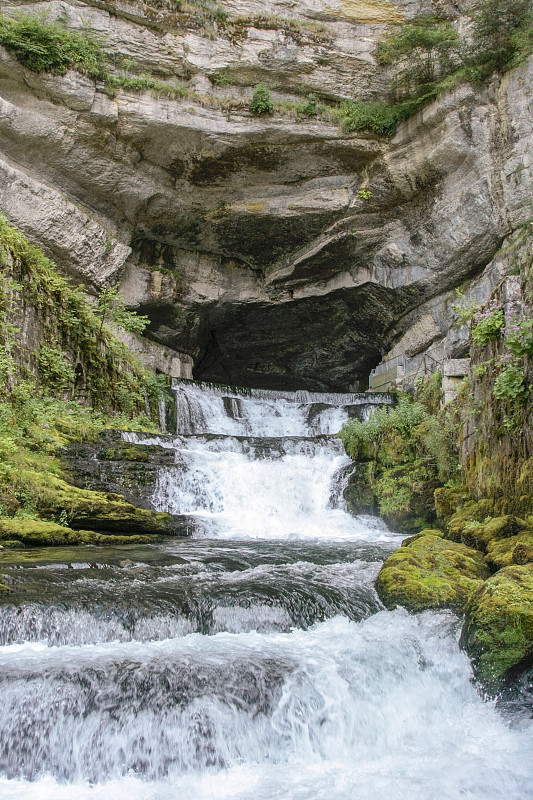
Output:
[1, 0, 533, 388]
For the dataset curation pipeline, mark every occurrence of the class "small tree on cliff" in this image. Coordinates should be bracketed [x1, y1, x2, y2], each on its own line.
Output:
[378, 15, 461, 100]
[250, 84, 274, 115]
[469, 0, 532, 75]
[96, 287, 149, 338]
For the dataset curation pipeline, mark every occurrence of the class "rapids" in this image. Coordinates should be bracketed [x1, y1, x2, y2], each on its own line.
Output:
[0, 380, 531, 799]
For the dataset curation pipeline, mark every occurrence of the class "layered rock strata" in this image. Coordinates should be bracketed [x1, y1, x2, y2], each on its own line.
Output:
[1, 0, 533, 388]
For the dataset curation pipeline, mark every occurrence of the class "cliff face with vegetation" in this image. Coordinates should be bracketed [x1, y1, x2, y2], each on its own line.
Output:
[341, 238, 533, 690]
[1, 0, 533, 389]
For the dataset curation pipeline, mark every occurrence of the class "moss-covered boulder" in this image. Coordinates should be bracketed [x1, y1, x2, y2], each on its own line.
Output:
[400, 529, 444, 547]
[484, 531, 533, 570]
[445, 498, 494, 542]
[15, 469, 184, 536]
[461, 515, 527, 552]
[376, 534, 490, 612]
[461, 565, 533, 688]
[0, 519, 156, 547]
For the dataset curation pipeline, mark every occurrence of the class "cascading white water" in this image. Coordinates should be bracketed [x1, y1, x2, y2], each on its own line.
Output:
[126, 381, 395, 541]
[0, 380, 532, 799]
[171, 378, 392, 436]
[146, 435, 391, 541]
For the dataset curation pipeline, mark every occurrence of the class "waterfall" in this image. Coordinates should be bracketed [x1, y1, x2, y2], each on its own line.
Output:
[170, 378, 393, 436]
[0, 380, 531, 799]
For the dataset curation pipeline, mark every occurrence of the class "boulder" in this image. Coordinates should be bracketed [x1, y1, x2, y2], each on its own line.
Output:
[461, 565, 533, 688]
[376, 534, 489, 612]
[461, 515, 528, 552]
[484, 530, 533, 570]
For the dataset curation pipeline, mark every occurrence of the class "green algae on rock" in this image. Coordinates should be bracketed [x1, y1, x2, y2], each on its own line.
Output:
[461, 565, 533, 688]
[376, 534, 490, 612]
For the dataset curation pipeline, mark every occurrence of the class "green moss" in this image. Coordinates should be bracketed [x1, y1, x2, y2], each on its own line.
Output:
[462, 565, 533, 687]
[445, 498, 494, 542]
[9, 470, 180, 535]
[101, 445, 151, 463]
[376, 534, 489, 612]
[400, 528, 444, 547]
[461, 514, 527, 551]
[0, 518, 156, 547]
[434, 486, 469, 524]
[374, 460, 439, 534]
[343, 465, 375, 515]
[485, 530, 533, 570]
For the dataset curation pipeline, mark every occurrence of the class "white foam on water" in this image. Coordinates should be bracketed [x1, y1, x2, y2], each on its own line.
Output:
[2, 380, 531, 798]
[0, 612, 531, 799]
[150, 442, 394, 542]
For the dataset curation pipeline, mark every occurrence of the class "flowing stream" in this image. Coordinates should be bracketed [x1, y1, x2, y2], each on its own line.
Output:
[0, 381, 532, 799]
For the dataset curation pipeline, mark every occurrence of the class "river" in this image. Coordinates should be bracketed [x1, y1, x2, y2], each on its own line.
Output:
[0, 381, 531, 799]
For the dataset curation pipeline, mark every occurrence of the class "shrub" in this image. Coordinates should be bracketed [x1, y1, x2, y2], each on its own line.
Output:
[493, 358, 528, 403]
[471, 302, 505, 347]
[250, 83, 274, 115]
[340, 395, 428, 461]
[468, 0, 533, 75]
[337, 100, 404, 136]
[298, 93, 318, 116]
[377, 15, 461, 99]
[0, 13, 106, 77]
[96, 287, 149, 336]
[38, 346, 76, 391]
[505, 316, 533, 357]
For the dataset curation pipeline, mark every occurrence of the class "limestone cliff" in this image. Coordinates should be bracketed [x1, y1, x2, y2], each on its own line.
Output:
[1, 0, 532, 390]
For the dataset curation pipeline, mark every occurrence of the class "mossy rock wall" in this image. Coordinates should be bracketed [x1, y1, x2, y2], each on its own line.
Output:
[0, 218, 164, 419]
[460, 257, 533, 517]
[63, 430, 177, 510]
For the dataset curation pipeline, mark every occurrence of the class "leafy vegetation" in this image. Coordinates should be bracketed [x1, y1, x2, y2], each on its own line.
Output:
[468, 0, 533, 78]
[0, 215, 163, 417]
[470, 302, 505, 347]
[0, 12, 106, 76]
[378, 14, 461, 100]
[343, 0, 533, 136]
[96, 287, 149, 336]
[0, 216, 168, 531]
[249, 83, 274, 115]
[339, 376, 460, 533]
[335, 100, 408, 136]
[453, 288, 532, 411]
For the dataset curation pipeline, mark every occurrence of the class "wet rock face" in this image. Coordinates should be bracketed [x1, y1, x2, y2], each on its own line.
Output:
[63, 432, 176, 510]
[1, 0, 533, 388]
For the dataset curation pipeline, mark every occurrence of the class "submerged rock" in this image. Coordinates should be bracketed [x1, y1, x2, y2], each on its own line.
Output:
[376, 533, 489, 612]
